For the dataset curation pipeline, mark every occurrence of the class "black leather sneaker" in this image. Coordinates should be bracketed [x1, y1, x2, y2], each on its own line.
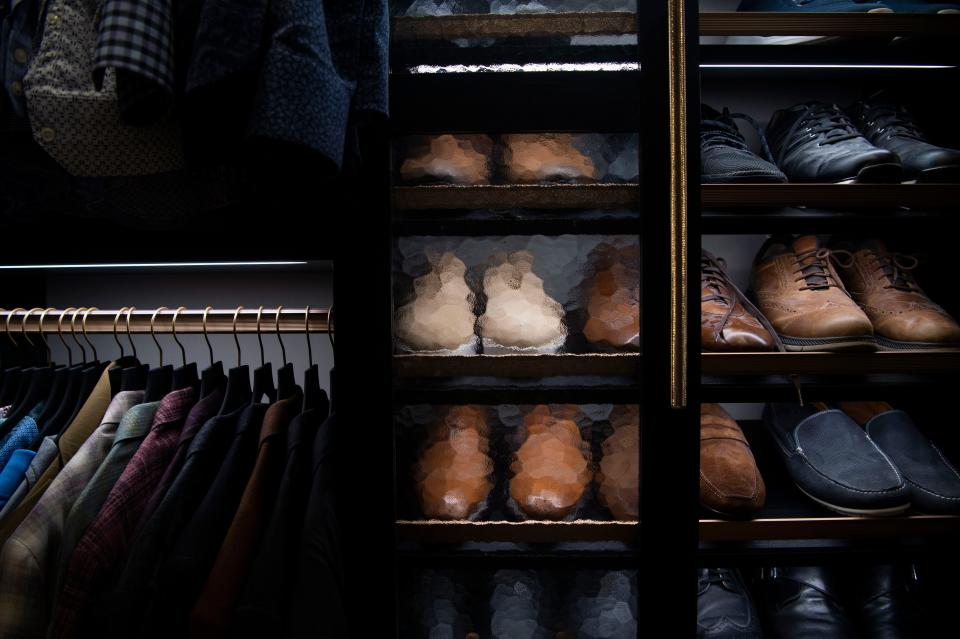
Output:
[763, 403, 910, 516]
[766, 102, 903, 183]
[759, 567, 858, 639]
[701, 104, 787, 183]
[847, 98, 960, 183]
[697, 568, 762, 639]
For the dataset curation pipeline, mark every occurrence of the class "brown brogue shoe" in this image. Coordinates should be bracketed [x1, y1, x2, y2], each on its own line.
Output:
[700, 404, 765, 518]
[702, 250, 775, 352]
[835, 240, 960, 350]
[751, 235, 876, 351]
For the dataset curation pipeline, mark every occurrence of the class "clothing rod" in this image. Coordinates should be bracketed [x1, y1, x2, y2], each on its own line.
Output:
[0, 308, 331, 333]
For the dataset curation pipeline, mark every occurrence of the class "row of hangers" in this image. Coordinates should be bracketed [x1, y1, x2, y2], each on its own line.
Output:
[0, 306, 334, 448]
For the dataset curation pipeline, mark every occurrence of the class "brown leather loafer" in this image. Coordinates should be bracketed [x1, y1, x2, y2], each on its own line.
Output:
[702, 250, 775, 352]
[700, 404, 765, 518]
[501, 133, 597, 183]
[834, 240, 960, 350]
[752, 235, 876, 351]
[399, 134, 494, 185]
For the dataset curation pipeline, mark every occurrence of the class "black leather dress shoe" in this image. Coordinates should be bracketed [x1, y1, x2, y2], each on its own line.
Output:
[851, 565, 922, 639]
[766, 102, 902, 183]
[697, 568, 763, 638]
[759, 566, 858, 638]
[847, 98, 960, 183]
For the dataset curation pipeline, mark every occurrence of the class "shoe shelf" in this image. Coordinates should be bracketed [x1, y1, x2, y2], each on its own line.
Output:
[392, 12, 637, 42]
[395, 519, 638, 544]
[700, 514, 960, 542]
[700, 183, 960, 210]
[394, 353, 641, 378]
[701, 372, 957, 403]
[701, 208, 955, 235]
[392, 209, 640, 237]
[702, 351, 960, 376]
[392, 184, 639, 211]
[700, 12, 960, 38]
[393, 382, 641, 406]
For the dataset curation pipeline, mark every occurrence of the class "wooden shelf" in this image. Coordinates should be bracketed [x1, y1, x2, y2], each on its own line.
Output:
[700, 12, 960, 37]
[700, 514, 960, 542]
[701, 183, 960, 210]
[394, 353, 641, 378]
[702, 351, 960, 376]
[396, 519, 638, 543]
[392, 184, 639, 211]
[392, 12, 637, 41]
[701, 207, 955, 235]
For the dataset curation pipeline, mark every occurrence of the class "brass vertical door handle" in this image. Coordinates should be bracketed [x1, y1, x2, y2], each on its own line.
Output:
[668, 0, 689, 409]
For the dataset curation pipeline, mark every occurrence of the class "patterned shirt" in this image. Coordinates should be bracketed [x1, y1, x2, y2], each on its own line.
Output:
[0, 390, 143, 639]
[51, 386, 195, 639]
[0, 0, 41, 126]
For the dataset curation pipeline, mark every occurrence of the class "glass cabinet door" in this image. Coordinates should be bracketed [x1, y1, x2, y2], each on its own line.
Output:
[695, 3, 960, 636]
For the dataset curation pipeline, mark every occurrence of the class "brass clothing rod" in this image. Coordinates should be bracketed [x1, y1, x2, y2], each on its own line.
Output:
[1, 308, 331, 333]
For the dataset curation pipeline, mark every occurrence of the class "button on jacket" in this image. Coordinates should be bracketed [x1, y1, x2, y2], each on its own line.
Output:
[52, 400, 160, 601]
[191, 390, 303, 637]
[103, 393, 240, 638]
[51, 386, 195, 639]
[0, 390, 143, 639]
[140, 403, 268, 638]
[286, 413, 347, 638]
[231, 407, 324, 636]
[23, 0, 183, 176]
[0, 363, 116, 541]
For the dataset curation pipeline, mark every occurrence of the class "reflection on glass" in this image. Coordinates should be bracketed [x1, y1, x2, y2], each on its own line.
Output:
[398, 404, 640, 522]
[406, 568, 639, 638]
[395, 133, 640, 185]
[394, 235, 641, 354]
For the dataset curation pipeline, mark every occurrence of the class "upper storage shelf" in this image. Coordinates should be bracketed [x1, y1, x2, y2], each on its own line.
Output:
[700, 12, 960, 37]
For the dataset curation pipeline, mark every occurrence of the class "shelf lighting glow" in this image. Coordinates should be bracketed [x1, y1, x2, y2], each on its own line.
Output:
[701, 63, 955, 69]
[0, 261, 308, 270]
[409, 62, 954, 73]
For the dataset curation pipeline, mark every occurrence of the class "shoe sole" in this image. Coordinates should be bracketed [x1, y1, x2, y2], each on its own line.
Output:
[911, 165, 960, 183]
[835, 163, 904, 184]
[780, 334, 878, 352]
[867, 7, 895, 12]
[875, 336, 960, 351]
[795, 484, 910, 517]
[702, 171, 787, 183]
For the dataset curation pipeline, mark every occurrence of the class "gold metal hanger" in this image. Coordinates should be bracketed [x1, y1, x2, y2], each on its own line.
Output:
[70, 308, 87, 364]
[58, 308, 76, 366]
[113, 307, 128, 358]
[6, 308, 24, 355]
[232, 306, 243, 367]
[202, 306, 214, 366]
[256, 306, 266, 367]
[274, 305, 287, 366]
[305, 306, 313, 367]
[39, 308, 54, 365]
[125, 307, 138, 360]
[81, 307, 99, 361]
[151, 307, 168, 366]
[171, 307, 187, 367]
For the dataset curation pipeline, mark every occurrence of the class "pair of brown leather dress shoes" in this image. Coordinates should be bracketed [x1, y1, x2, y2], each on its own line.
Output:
[752, 235, 960, 351]
[701, 250, 777, 352]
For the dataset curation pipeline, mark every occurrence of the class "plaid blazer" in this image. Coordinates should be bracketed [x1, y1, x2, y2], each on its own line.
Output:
[0, 391, 143, 639]
[51, 387, 194, 639]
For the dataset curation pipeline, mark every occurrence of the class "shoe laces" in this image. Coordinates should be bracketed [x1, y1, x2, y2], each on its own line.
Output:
[871, 251, 921, 292]
[862, 104, 927, 142]
[702, 108, 777, 163]
[793, 247, 854, 291]
[780, 104, 861, 164]
[700, 568, 738, 592]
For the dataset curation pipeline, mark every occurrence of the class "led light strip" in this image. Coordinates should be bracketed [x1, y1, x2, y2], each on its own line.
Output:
[0, 261, 308, 270]
[408, 62, 952, 73]
[701, 63, 955, 69]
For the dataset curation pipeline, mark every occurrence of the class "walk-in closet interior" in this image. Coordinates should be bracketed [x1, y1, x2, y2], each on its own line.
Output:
[3, 0, 960, 636]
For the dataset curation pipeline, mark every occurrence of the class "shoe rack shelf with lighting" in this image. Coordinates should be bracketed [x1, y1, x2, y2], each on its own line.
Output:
[700, 514, 960, 542]
[701, 208, 956, 235]
[393, 353, 642, 378]
[702, 351, 960, 376]
[701, 183, 960, 209]
[395, 520, 639, 544]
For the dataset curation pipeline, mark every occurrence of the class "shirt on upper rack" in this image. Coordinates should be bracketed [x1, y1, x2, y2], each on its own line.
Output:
[0, 449, 35, 508]
[52, 401, 160, 602]
[0, 363, 117, 542]
[92, 0, 176, 125]
[0, 390, 143, 639]
[102, 394, 241, 639]
[0, 401, 44, 471]
[51, 386, 195, 639]
[139, 402, 269, 638]
[230, 407, 325, 637]
[191, 389, 303, 638]
[286, 412, 347, 638]
[0, 0, 41, 128]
